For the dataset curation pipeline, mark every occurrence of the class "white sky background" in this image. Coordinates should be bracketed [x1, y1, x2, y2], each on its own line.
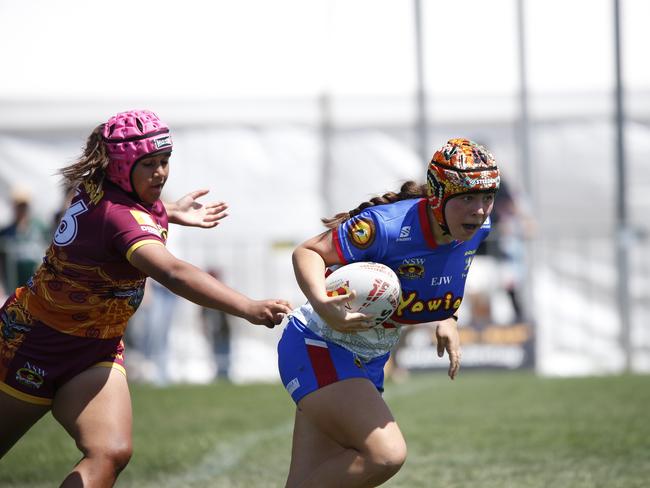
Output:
[0, 0, 648, 100]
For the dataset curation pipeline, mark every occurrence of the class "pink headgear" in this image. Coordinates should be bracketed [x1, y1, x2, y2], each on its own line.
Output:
[102, 110, 173, 193]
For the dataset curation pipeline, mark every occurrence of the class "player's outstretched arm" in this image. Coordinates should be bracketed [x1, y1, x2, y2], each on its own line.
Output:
[130, 243, 291, 328]
[435, 316, 461, 380]
[163, 189, 228, 228]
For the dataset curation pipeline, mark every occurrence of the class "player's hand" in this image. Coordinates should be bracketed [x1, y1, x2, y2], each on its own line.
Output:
[436, 318, 461, 380]
[169, 189, 229, 228]
[312, 290, 374, 333]
[246, 299, 293, 328]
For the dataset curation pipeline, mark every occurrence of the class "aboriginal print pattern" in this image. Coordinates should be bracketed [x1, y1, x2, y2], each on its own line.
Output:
[22, 246, 145, 339]
[0, 298, 33, 383]
[427, 138, 500, 231]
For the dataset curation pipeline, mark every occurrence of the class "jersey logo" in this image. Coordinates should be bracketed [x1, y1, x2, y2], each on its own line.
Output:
[129, 210, 157, 227]
[347, 217, 375, 249]
[397, 225, 412, 242]
[397, 263, 425, 279]
[15, 362, 47, 389]
[129, 210, 166, 240]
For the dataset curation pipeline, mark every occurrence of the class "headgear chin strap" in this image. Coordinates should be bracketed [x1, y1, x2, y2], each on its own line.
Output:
[427, 138, 500, 233]
[102, 110, 173, 194]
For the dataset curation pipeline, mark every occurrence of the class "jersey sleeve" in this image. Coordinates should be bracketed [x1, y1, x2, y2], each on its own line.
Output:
[104, 205, 167, 261]
[332, 209, 388, 264]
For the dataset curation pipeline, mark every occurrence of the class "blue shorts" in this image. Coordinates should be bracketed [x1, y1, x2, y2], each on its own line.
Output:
[277, 316, 389, 404]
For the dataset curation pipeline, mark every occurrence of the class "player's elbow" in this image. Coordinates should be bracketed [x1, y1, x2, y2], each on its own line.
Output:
[149, 258, 190, 291]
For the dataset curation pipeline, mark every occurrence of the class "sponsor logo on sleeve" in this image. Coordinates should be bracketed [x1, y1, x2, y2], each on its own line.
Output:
[129, 210, 166, 239]
[396, 225, 412, 242]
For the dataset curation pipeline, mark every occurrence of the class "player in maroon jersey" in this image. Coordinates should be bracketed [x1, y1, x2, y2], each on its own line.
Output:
[0, 110, 291, 486]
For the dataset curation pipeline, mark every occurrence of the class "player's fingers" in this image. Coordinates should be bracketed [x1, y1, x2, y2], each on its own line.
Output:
[345, 311, 371, 321]
[327, 292, 355, 306]
[188, 189, 210, 199]
[272, 312, 287, 325]
[437, 336, 445, 357]
[448, 350, 461, 380]
[202, 212, 229, 222]
[199, 221, 219, 228]
[205, 202, 228, 212]
[274, 300, 292, 314]
[334, 313, 372, 331]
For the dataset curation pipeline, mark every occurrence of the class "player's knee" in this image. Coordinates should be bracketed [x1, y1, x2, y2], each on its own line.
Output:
[107, 441, 133, 473]
[83, 439, 133, 473]
[366, 435, 407, 478]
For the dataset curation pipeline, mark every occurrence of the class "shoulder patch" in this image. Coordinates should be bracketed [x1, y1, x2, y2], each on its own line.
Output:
[347, 216, 376, 249]
[129, 210, 157, 227]
[129, 210, 166, 241]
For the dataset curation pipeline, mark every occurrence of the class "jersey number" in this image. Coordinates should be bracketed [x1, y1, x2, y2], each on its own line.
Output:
[54, 200, 88, 246]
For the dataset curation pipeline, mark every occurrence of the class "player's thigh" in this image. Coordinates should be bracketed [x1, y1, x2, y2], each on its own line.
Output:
[0, 390, 50, 457]
[298, 377, 406, 458]
[51, 366, 132, 453]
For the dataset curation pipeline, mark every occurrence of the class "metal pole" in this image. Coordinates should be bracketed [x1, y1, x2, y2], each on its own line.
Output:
[320, 93, 333, 215]
[516, 0, 532, 200]
[414, 0, 428, 162]
[515, 0, 539, 374]
[613, 0, 632, 372]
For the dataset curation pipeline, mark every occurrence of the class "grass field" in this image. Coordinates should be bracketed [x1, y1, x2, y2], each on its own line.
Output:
[2, 371, 649, 487]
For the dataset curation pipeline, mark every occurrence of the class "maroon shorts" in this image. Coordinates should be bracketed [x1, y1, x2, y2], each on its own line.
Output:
[0, 295, 126, 406]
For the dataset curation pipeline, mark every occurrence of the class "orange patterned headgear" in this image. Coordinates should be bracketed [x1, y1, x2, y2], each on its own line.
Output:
[426, 138, 500, 233]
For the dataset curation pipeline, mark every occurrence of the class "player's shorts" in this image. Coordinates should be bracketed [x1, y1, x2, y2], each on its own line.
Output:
[277, 316, 389, 404]
[0, 294, 126, 406]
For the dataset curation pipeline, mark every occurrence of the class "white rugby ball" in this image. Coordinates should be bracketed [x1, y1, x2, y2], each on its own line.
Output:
[325, 261, 401, 326]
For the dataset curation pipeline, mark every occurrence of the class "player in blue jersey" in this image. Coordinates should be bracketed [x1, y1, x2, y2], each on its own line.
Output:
[277, 138, 500, 487]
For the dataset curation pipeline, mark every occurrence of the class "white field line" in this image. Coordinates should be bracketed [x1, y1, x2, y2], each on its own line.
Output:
[141, 377, 437, 488]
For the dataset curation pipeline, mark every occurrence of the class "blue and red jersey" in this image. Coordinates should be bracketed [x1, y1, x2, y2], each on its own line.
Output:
[292, 198, 489, 360]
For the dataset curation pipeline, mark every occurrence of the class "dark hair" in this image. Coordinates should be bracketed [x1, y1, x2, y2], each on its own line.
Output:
[321, 180, 427, 229]
[58, 124, 109, 192]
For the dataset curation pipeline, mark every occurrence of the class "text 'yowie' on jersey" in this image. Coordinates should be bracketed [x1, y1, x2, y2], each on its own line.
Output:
[292, 198, 490, 361]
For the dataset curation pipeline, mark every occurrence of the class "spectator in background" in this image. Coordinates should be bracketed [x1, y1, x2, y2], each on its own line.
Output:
[475, 177, 533, 323]
[0, 187, 49, 299]
[201, 268, 232, 381]
[140, 279, 179, 386]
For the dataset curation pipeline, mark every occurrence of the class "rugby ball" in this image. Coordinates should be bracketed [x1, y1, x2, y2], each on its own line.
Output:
[325, 262, 401, 326]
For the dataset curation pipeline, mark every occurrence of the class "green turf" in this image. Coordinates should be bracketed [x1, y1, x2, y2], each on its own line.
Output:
[2, 372, 649, 487]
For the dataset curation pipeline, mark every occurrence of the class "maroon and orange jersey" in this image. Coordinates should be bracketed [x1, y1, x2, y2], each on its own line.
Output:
[16, 180, 168, 339]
